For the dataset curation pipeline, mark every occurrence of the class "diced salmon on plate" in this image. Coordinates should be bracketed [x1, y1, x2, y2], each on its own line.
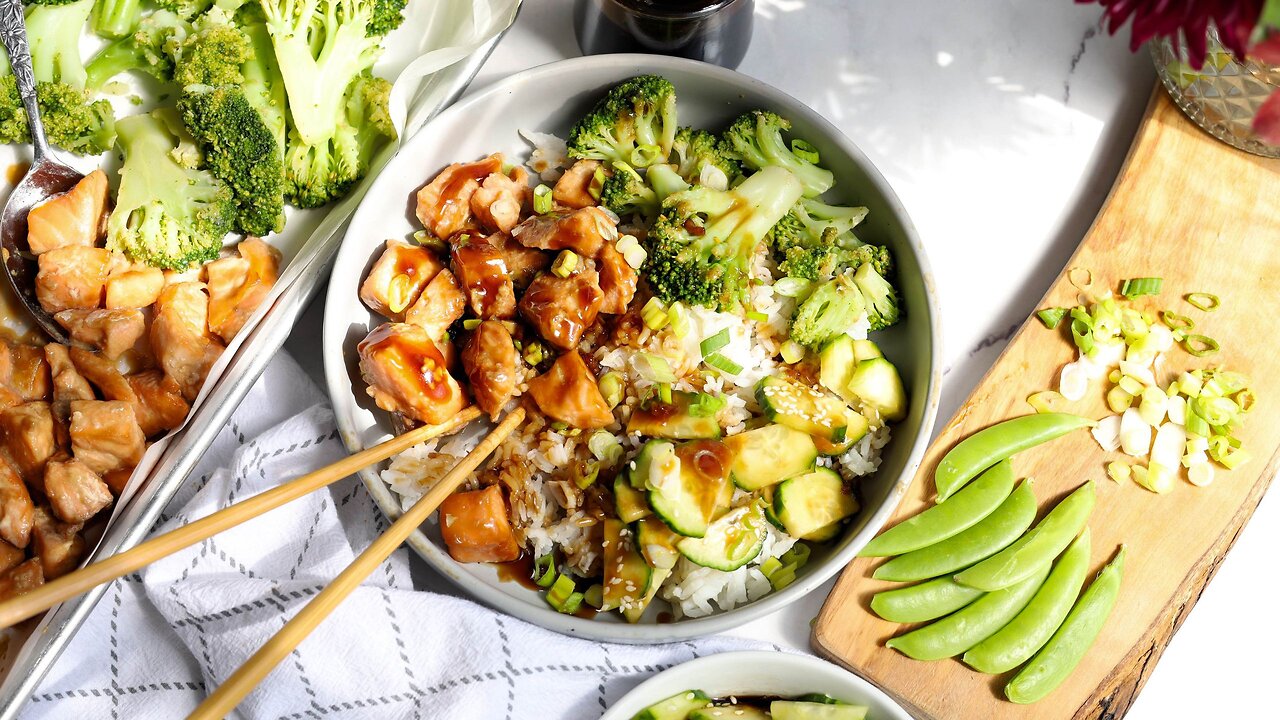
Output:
[26, 170, 108, 255]
[34, 246, 111, 313]
[68, 400, 146, 475]
[357, 323, 469, 426]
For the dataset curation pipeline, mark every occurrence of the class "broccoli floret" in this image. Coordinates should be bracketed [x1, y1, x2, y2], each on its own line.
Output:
[599, 162, 657, 218]
[852, 262, 900, 330]
[25, 0, 94, 90]
[779, 243, 893, 282]
[567, 75, 678, 166]
[643, 165, 802, 310]
[239, 5, 286, 148]
[179, 87, 285, 236]
[153, 0, 213, 18]
[790, 274, 865, 350]
[85, 10, 191, 89]
[724, 110, 834, 198]
[647, 163, 690, 201]
[173, 8, 251, 87]
[92, 0, 144, 39]
[767, 196, 889, 281]
[0, 77, 115, 154]
[367, 0, 407, 36]
[261, 0, 391, 207]
[671, 126, 738, 185]
[107, 111, 235, 269]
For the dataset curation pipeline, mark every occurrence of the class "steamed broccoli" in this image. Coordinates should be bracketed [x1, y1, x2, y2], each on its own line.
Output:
[599, 162, 657, 218]
[261, 0, 393, 207]
[25, 0, 95, 89]
[172, 9, 252, 87]
[779, 243, 892, 283]
[92, 0, 144, 39]
[767, 197, 891, 281]
[367, 0, 407, 36]
[790, 274, 866, 349]
[852, 262, 900, 330]
[107, 111, 235, 269]
[153, 0, 213, 19]
[643, 165, 803, 310]
[568, 75, 677, 166]
[671, 126, 737, 185]
[724, 110, 834, 198]
[239, 5, 286, 148]
[85, 10, 190, 89]
[647, 163, 690, 200]
[0, 78, 115, 154]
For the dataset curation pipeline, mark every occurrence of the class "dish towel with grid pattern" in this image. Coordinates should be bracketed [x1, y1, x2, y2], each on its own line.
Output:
[21, 352, 771, 719]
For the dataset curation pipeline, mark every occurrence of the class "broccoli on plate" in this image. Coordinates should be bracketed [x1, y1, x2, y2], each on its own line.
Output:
[724, 109, 834, 198]
[568, 75, 678, 167]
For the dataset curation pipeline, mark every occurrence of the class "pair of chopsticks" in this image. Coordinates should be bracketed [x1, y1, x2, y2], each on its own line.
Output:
[0, 404, 526, 717]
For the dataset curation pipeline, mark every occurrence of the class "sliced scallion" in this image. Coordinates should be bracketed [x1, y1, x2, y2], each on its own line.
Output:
[588, 166, 607, 199]
[1120, 277, 1163, 298]
[1070, 317, 1095, 354]
[791, 138, 820, 164]
[1068, 267, 1093, 291]
[1036, 307, 1068, 329]
[703, 352, 743, 375]
[779, 340, 805, 364]
[583, 584, 604, 609]
[551, 250, 579, 278]
[657, 382, 673, 405]
[641, 297, 669, 331]
[462, 318, 481, 330]
[522, 341, 545, 366]
[1160, 310, 1194, 332]
[700, 328, 731, 357]
[1186, 292, 1220, 312]
[688, 392, 727, 417]
[636, 352, 676, 383]
[746, 310, 769, 323]
[1106, 461, 1131, 484]
[598, 371, 624, 408]
[533, 183, 553, 214]
[774, 277, 812, 298]
[533, 555, 556, 588]
[1026, 390, 1066, 413]
[1181, 334, 1219, 357]
[546, 573, 578, 612]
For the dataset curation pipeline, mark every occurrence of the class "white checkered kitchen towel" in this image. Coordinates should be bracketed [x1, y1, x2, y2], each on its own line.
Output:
[22, 352, 767, 719]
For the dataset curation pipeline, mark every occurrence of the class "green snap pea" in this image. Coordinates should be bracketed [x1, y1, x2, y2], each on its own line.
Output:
[963, 527, 1092, 674]
[1005, 546, 1126, 704]
[873, 480, 1037, 582]
[860, 459, 1015, 557]
[885, 563, 1050, 661]
[955, 481, 1095, 592]
[935, 413, 1094, 501]
[870, 577, 984, 624]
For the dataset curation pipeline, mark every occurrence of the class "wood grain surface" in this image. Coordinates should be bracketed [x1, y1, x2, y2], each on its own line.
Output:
[811, 88, 1280, 719]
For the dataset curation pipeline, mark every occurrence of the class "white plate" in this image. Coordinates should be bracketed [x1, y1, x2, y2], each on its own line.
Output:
[599, 651, 913, 720]
[322, 54, 941, 643]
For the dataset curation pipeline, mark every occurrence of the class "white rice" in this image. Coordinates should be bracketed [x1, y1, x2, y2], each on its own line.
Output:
[661, 523, 797, 619]
[518, 129, 568, 182]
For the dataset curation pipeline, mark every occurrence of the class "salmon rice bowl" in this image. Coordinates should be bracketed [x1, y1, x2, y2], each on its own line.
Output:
[354, 75, 911, 622]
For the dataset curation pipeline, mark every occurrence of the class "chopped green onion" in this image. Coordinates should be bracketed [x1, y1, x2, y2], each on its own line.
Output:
[1106, 386, 1134, 414]
[1119, 309, 1149, 342]
[700, 329, 731, 357]
[630, 144, 662, 167]
[791, 138, 820, 164]
[412, 229, 446, 252]
[550, 421, 569, 432]
[1185, 292, 1220, 312]
[781, 542, 811, 567]
[533, 183, 553, 214]
[779, 340, 805, 364]
[1209, 371, 1250, 395]
[1208, 435, 1250, 469]
[1161, 310, 1194, 332]
[1235, 389, 1255, 413]
[616, 234, 647, 269]
[1120, 277, 1163, 298]
[500, 320, 518, 335]
[1036, 307, 1068, 329]
[703, 353, 743, 375]
[667, 302, 689, 338]
[462, 318, 481, 330]
[575, 462, 600, 489]
[1106, 461, 1131, 484]
[598, 371, 624, 409]
[546, 573, 577, 612]
[551, 250, 579, 278]
[1184, 410, 1211, 437]
[636, 352, 676, 382]
[760, 557, 783, 577]
[588, 166, 607, 199]
[583, 584, 604, 609]
[1068, 267, 1093, 290]
[533, 555, 556, 588]
[1117, 375, 1144, 396]
[1178, 371, 1204, 398]
[1070, 317, 1095, 354]
[657, 382, 673, 405]
[746, 310, 769, 323]
[688, 392, 727, 417]
[523, 341, 545, 366]
[641, 297, 669, 331]
[1026, 390, 1066, 414]
[1108, 369, 1122, 384]
[774, 277, 812, 298]
[1191, 396, 1237, 426]
[1181, 334, 1219, 357]
[588, 430, 623, 464]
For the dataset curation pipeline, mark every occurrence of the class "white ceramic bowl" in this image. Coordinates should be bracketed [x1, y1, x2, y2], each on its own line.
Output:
[599, 651, 912, 720]
[322, 54, 941, 643]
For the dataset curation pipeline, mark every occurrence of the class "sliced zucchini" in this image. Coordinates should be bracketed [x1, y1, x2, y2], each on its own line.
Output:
[772, 468, 860, 540]
[812, 409, 870, 456]
[691, 706, 770, 720]
[647, 440, 733, 538]
[614, 475, 652, 522]
[622, 566, 670, 623]
[677, 502, 767, 571]
[852, 339, 883, 362]
[770, 701, 869, 720]
[601, 519, 652, 614]
[756, 376, 853, 442]
[846, 357, 908, 422]
[722, 423, 818, 490]
[635, 516, 682, 569]
[629, 439, 673, 490]
[819, 335, 860, 405]
[627, 390, 722, 440]
[633, 690, 712, 720]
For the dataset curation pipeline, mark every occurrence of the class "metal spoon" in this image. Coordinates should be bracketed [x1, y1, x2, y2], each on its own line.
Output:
[0, 0, 81, 343]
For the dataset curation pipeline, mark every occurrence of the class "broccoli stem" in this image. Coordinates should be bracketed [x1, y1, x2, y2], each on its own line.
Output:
[26, 0, 95, 90]
[84, 40, 141, 90]
[647, 163, 689, 201]
[93, 0, 143, 39]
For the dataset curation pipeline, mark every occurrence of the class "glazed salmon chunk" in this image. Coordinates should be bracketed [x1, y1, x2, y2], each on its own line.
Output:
[357, 323, 469, 426]
[68, 400, 146, 475]
[31, 506, 85, 580]
[595, 242, 638, 314]
[26, 170, 108, 255]
[0, 402, 58, 481]
[510, 206, 615, 258]
[0, 558, 43, 602]
[526, 350, 615, 429]
[0, 460, 34, 549]
[552, 159, 601, 210]
[519, 270, 604, 350]
[205, 239, 282, 341]
[44, 344, 94, 414]
[151, 283, 224, 401]
[403, 268, 466, 342]
[450, 235, 517, 320]
[126, 371, 190, 437]
[54, 308, 147, 359]
[439, 485, 520, 563]
[359, 239, 445, 321]
[34, 246, 111, 313]
[470, 165, 529, 233]
[104, 266, 165, 309]
[460, 320, 519, 418]
[415, 154, 504, 240]
[1, 341, 50, 402]
[44, 458, 112, 524]
[0, 540, 23, 574]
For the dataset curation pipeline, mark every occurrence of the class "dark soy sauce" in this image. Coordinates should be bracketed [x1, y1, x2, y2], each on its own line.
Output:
[574, 0, 755, 69]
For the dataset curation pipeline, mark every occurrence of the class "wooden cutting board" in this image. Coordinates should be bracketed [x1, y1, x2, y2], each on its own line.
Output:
[812, 88, 1280, 719]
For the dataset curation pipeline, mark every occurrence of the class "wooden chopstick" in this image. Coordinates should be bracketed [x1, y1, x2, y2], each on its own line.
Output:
[0, 406, 483, 630]
[189, 406, 527, 719]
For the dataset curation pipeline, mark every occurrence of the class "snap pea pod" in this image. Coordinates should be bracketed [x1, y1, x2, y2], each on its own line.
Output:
[885, 563, 1050, 661]
[860, 459, 1015, 557]
[1005, 546, 1126, 704]
[935, 413, 1094, 501]
[870, 577, 985, 623]
[955, 481, 1095, 592]
[963, 528, 1092, 674]
[873, 480, 1037, 582]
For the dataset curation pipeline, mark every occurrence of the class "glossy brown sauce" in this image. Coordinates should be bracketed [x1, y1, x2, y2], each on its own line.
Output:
[431, 157, 501, 228]
[495, 554, 598, 618]
[452, 239, 512, 318]
[5, 162, 29, 187]
[676, 440, 731, 517]
[360, 325, 452, 402]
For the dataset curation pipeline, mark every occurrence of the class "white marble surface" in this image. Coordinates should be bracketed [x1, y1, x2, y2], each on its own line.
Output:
[289, 0, 1278, 716]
